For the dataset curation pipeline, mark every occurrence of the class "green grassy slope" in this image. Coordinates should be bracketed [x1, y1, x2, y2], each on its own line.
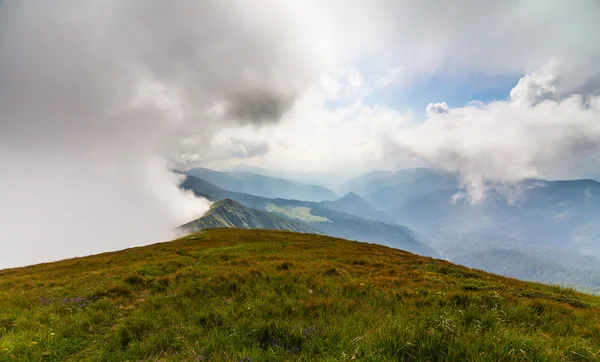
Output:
[180, 199, 318, 234]
[1, 229, 600, 361]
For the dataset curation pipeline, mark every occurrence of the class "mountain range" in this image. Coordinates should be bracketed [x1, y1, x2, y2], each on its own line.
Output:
[181, 175, 437, 257]
[180, 166, 600, 292]
[184, 167, 338, 202]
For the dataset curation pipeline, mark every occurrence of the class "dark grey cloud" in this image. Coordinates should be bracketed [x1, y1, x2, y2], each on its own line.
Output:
[0, 0, 310, 143]
[224, 90, 295, 124]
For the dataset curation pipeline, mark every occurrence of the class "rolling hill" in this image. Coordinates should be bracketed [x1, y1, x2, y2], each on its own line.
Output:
[179, 199, 317, 234]
[181, 175, 437, 257]
[183, 167, 338, 201]
[1, 229, 599, 361]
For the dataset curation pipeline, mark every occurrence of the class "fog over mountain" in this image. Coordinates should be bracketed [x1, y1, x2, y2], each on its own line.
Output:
[1, 1, 600, 268]
[0, 1, 321, 268]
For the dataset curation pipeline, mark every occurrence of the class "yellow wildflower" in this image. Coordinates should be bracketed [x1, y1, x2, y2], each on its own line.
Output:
[30, 342, 37, 345]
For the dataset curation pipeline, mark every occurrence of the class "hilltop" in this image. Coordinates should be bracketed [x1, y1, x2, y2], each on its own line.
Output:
[1, 229, 600, 361]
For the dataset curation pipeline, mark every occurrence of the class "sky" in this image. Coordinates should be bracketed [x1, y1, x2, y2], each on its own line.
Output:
[1, 0, 600, 268]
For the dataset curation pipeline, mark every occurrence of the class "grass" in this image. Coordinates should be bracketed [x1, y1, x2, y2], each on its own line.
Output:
[265, 204, 330, 223]
[1, 228, 599, 361]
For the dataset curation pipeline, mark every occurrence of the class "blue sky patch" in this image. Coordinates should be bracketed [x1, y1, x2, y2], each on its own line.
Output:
[366, 72, 523, 115]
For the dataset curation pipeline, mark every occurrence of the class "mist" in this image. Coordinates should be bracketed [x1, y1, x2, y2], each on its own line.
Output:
[0, 0, 318, 268]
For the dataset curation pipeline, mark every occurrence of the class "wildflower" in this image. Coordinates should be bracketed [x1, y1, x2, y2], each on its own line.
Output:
[50, 333, 55, 336]
[30, 342, 37, 345]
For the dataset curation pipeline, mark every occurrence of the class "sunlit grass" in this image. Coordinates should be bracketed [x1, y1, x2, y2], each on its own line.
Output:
[1, 229, 599, 361]
[265, 204, 330, 222]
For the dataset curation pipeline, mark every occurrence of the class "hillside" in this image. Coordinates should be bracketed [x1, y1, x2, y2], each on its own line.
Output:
[181, 175, 437, 257]
[183, 167, 338, 202]
[179, 199, 317, 234]
[1, 229, 600, 361]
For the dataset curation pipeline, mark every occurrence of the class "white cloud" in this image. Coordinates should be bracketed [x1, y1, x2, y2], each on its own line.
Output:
[426, 102, 451, 115]
[1, 1, 600, 266]
[385, 84, 600, 202]
[0, 0, 326, 268]
[239, 1, 600, 201]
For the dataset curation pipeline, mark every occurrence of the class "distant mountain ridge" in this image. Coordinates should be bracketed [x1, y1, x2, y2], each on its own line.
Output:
[330, 168, 600, 291]
[342, 169, 600, 255]
[320, 192, 392, 222]
[395, 178, 600, 254]
[225, 164, 344, 190]
[184, 167, 338, 201]
[339, 168, 458, 199]
[181, 167, 600, 292]
[180, 199, 317, 234]
[181, 175, 437, 257]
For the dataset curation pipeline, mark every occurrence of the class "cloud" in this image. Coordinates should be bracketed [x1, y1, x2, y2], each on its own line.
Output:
[235, 1, 600, 202]
[1, 0, 599, 266]
[510, 60, 600, 105]
[181, 133, 271, 165]
[0, 0, 320, 268]
[223, 90, 295, 125]
[385, 78, 600, 202]
[426, 102, 450, 115]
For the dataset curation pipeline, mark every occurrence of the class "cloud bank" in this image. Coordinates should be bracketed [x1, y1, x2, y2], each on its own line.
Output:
[0, 0, 320, 268]
[387, 93, 600, 202]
